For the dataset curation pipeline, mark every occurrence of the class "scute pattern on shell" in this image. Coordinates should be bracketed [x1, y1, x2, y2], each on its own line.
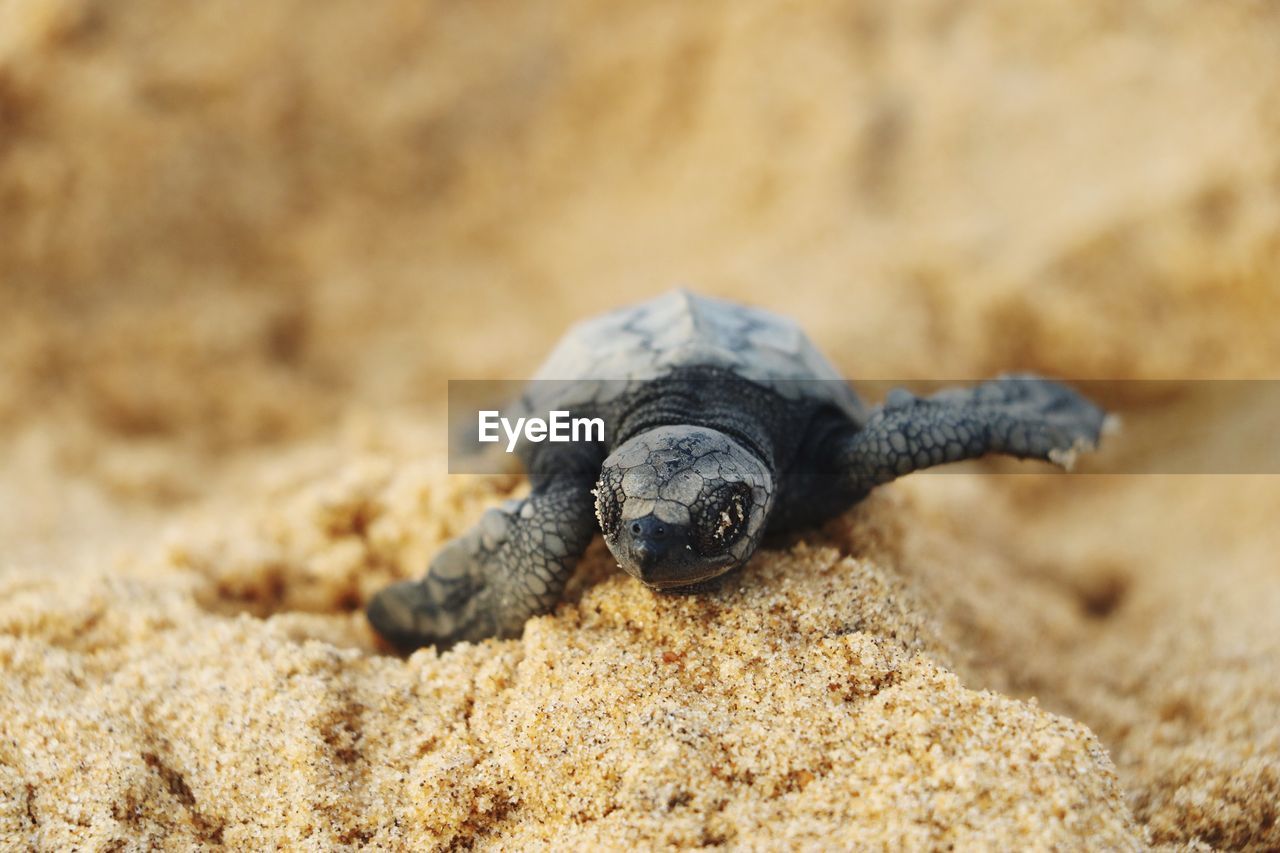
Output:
[528, 290, 867, 420]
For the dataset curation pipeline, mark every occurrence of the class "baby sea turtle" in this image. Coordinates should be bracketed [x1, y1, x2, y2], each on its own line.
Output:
[368, 290, 1108, 651]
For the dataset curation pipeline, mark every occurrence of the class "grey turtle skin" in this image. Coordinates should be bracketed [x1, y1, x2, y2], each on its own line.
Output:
[368, 290, 1108, 652]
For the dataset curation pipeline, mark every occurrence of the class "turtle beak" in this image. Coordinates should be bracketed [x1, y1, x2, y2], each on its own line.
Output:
[620, 514, 678, 584]
[610, 514, 734, 589]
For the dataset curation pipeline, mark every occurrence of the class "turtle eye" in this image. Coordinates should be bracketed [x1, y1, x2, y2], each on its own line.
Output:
[692, 482, 753, 556]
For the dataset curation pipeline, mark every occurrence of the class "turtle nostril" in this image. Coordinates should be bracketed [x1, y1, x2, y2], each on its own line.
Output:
[628, 515, 672, 543]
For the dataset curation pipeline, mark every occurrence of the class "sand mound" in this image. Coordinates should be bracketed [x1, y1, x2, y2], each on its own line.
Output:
[1, 437, 1143, 848]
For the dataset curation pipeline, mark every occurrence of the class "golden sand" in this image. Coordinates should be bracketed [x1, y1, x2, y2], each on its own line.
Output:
[2, 0, 1279, 848]
[1, 436, 1146, 849]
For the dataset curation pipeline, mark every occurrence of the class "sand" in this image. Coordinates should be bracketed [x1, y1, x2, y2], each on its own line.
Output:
[2, 0, 1279, 848]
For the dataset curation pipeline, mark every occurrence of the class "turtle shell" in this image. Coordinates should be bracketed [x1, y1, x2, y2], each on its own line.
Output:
[527, 290, 867, 424]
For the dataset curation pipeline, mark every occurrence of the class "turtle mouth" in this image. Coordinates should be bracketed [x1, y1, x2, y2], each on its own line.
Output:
[603, 505, 750, 590]
[640, 576, 704, 590]
[628, 557, 738, 590]
[640, 555, 742, 589]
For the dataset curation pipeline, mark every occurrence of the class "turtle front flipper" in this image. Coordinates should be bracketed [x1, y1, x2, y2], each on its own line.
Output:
[368, 471, 598, 652]
[838, 374, 1110, 494]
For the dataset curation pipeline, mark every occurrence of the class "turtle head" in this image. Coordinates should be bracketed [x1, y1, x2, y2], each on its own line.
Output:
[594, 426, 773, 589]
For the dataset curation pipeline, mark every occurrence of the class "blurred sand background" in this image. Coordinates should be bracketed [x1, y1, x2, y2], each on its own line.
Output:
[2, 0, 1279, 848]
